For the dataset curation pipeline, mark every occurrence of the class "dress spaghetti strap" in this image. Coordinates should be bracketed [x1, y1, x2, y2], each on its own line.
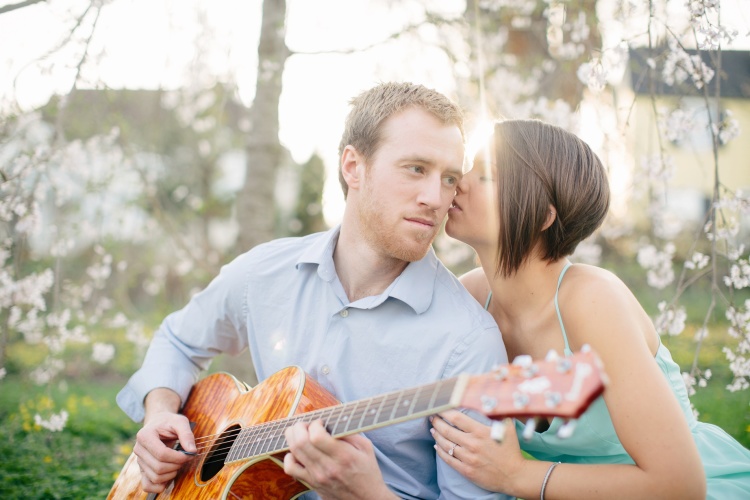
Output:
[555, 262, 573, 356]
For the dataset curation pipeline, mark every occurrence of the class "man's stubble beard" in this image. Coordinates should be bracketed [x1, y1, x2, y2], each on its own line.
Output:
[357, 183, 437, 263]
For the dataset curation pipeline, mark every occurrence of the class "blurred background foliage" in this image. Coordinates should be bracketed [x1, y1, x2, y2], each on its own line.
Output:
[0, 0, 748, 497]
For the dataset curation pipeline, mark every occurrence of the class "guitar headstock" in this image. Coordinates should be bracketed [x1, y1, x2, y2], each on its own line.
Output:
[460, 347, 606, 422]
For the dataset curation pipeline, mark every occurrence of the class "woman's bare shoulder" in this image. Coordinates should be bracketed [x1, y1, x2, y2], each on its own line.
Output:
[458, 267, 491, 305]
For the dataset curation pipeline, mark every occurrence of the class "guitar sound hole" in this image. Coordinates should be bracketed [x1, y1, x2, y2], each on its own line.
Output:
[200, 424, 241, 482]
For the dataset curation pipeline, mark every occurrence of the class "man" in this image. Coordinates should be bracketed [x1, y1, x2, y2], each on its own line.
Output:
[117, 82, 509, 499]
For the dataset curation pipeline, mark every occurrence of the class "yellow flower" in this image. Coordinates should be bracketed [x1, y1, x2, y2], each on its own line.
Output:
[43, 456, 52, 463]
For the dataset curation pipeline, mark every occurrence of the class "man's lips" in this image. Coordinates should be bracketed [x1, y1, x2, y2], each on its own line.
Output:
[405, 217, 436, 227]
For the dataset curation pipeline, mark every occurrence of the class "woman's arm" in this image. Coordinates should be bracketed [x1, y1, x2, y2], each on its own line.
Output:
[432, 266, 706, 499]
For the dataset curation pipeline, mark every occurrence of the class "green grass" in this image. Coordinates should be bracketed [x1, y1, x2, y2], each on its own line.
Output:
[0, 376, 139, 499]
[662, 327, 750, 449]
[0, 320, 747, 498]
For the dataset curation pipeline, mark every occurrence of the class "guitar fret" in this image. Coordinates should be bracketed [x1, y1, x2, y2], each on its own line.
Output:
[228, 379, 462, 462]
[369, 394, 388, 428]
[388, 390, 404, 421]
[227, 428, 249, 462]
[260, 419, 286, 455]
[356, 397, 374, 430]
[326, 406, 344, 435]
[331, 405, 352, 436]
[434, 380, 455, 408]
[268, 420, 289, 453]
[342, 400, 360, 434]
[253, 419, 274, 457]
[392, 387, 419, 420]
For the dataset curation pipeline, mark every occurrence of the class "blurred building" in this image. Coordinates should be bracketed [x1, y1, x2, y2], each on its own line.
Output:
[628, 48, 750, 226]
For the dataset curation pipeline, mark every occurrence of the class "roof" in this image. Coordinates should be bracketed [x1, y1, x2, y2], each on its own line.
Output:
[629, 47, 750, 98]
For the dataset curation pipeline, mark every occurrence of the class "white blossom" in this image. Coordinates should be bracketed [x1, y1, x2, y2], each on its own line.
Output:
[654, 301, 687, 336]
[29, 357, 65, 385]
[713, 110, 741, 145]
[637, 243, 676, 289]
[682, 371, 697, 397]
[34, 410, 68, 432]
[92, 342, 115, 364]
[685, 252, 709, 270]
[724, 259, 750, 289]
[577, 59, 607, 92]
[662, 39, 715, 89]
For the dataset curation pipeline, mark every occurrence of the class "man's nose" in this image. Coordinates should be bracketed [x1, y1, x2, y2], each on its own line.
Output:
[417, 176, 445, 210]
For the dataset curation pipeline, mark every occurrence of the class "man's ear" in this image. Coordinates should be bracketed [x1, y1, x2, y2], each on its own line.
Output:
[341, 145, 364, 192]
[542, 205, 557, 231]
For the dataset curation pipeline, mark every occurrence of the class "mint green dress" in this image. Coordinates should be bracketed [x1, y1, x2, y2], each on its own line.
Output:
[486, 263, 750, 499]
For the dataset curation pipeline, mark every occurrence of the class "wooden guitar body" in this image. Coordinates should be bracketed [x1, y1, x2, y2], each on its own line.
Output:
[108, 367, 337, 499]
[109, 349, 606, 499]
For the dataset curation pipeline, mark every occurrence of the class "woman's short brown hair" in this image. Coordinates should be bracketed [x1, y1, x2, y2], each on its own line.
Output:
[493, 119, 610, 277]
[337, 82, 464, 198]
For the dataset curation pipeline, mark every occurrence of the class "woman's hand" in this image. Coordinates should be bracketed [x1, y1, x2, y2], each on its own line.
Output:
[430, 410, 527, 494]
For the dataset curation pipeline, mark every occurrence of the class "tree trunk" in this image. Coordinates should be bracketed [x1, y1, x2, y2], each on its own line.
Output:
[236, 0, 289, 252]
[220, 0, 288, 384]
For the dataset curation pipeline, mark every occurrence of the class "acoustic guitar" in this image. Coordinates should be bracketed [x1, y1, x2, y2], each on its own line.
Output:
[108, 348, 605, 499]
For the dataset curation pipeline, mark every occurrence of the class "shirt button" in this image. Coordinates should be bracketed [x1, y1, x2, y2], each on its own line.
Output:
[321, 365, 331, 375]
[340, 309, 349, 317]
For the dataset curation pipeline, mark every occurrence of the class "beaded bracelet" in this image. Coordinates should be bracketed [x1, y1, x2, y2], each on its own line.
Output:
[540, 461, 561, 500]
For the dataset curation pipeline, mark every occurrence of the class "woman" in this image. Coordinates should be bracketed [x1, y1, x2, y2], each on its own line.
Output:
[431, 119, 750, 499]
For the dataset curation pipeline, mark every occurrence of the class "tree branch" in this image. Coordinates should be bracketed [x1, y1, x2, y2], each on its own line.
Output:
[0, 0, 47, 15]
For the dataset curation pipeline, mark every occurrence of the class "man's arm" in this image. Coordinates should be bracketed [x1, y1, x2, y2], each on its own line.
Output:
[131, 388, 197, 494]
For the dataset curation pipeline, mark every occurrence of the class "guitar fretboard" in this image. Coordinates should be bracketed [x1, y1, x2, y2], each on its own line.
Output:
[225, 376, 461, 462]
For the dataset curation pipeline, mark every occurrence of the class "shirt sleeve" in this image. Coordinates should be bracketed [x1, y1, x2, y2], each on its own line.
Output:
[436, 323, 513, 500]
[116, 252, 252, 422]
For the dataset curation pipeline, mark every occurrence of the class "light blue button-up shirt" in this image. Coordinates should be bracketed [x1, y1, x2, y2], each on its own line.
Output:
[117, 226, 510, 499]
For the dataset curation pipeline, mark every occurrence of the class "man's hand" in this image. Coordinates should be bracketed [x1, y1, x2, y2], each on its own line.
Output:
[283, 419, 398, 500]
[133, 389, 196, 493]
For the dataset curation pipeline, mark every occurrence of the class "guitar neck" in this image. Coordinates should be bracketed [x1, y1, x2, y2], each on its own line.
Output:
[226, 375, 468, 462]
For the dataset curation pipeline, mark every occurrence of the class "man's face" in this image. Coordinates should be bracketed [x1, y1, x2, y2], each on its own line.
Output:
[356, 107, 465, 262]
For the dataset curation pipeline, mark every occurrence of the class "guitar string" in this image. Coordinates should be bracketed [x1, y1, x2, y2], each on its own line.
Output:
[139, 358, 593, 470]
[191, 392, 443, 464]
[185, 384, 457, 468]
[183, 363, 564, 466]
[186, 381, 448, 450]
[186, 365, 589, 470]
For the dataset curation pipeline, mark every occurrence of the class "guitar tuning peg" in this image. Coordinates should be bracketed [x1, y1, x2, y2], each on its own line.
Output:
[544, 391, 562, 408]
[492, 366, 509, 381]
[522, 418, 537, 441]
[512, 391, 530, 409]
[480, 394, 498, 412]
[545, 349, 560, 361]
[556, 357, 573, 374]
[556, 419, 578, 439]
[490, 420, 506, 443]
[512, 354, 533, 368]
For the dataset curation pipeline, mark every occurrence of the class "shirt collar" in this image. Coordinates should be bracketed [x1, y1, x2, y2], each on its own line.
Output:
[296, 225, 437, 314]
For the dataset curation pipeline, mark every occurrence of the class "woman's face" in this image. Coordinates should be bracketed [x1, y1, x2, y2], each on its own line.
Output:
[445, 143, 500, 251]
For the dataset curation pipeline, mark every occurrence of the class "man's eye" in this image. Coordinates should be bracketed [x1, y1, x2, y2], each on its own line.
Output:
[408, 165, 424, 174]
[443, 176, 458, 186]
